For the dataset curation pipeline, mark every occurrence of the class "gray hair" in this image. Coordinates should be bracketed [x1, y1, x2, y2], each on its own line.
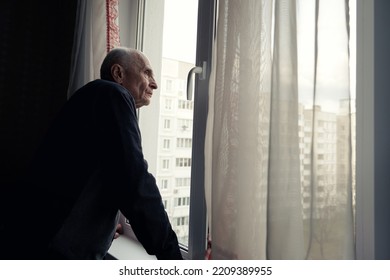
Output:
[100, 47, 138, 81]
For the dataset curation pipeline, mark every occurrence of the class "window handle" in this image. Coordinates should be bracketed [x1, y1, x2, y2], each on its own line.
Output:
[186, 61, 207, 100]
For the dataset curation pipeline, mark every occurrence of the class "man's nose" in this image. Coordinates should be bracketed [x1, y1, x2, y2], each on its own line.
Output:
[150, 77, 158, 89]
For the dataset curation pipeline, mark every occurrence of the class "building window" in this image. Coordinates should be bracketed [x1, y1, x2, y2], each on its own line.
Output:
[175, 216, 189, 226]
[175, 197, 190, 207]
[178, 100, 193, 110]
[176, 138, 192, 148]
[176, 177, 191, 188]
[165, 98, 173, 110]
[162, 199, 168, 209]
[166, 79, 173, 92]
[163, 139, 170, 150]
[176, 158, 191, 167]
[160, 179, 169, 189]
[162, 159, 170, 170]
[177, 119, 192, 131]
[163, 119, 171, 129]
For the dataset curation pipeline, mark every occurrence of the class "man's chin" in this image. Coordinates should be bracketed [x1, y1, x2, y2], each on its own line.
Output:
[136, 100, 151, 108]
[144, 97, 152, 105]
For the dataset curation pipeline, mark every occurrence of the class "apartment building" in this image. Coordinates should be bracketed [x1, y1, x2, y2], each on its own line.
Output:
[155, 58, 195, 245]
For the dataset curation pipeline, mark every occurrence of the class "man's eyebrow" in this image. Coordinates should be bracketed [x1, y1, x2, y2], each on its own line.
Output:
[146, 67, 154, 75]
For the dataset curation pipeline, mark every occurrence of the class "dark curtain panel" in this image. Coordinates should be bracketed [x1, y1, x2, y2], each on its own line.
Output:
[0, 0, 77, 187]
[0, 0, 77, 247]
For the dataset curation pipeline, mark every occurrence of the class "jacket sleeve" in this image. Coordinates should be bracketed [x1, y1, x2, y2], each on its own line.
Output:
[98, 85, 182, 260]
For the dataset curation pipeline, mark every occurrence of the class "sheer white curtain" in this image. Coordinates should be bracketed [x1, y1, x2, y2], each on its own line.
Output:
[205, 0, 355, 259]
[67, 0, 120, 98]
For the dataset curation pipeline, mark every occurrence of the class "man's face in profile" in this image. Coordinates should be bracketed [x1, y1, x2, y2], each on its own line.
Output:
[122, 53, 158, 108]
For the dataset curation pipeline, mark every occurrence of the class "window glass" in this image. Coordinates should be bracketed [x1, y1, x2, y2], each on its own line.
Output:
[139, 0, 199, 247]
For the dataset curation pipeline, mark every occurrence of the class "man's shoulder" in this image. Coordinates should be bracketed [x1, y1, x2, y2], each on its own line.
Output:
[82, 79, 127, 94]
[73, 80, 134, 104]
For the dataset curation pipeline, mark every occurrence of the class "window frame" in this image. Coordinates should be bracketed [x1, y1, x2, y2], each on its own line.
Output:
[116, 0, 386, 260]
[185, 0, 215, 260]
[355, 0, 375, 259]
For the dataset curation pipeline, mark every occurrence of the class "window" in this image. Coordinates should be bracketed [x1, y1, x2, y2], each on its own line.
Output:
[175, 216, 189, 226]
[164, 98, 173, 110]
[177, 119, 192, 131]
[174, 197, 190, 207]
[162, 159, 170, 170]
[137, 0, 209, 259]
[162, 139, 170, 150]
[163, 119, 171, 130]
[122, 0, 375, 258]
[176, 158, 191, 167]
[178, 100, 193, 110]
[162, 199, 168, 209]
[176, 138, 192, 148]
[160, 179, 169, 189]
[166, 79, 173, 92]
[176, 177, 191, 188]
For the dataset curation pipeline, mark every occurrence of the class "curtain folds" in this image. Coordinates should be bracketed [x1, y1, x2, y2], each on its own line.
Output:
[206, 0, 355, 260]
[267, 0, 305, 260]
[106, 0, 121, 52]
[67, 0, 120, 98]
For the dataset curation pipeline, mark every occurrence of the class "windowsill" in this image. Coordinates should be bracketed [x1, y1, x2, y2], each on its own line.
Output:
[108, 236, 157, 260]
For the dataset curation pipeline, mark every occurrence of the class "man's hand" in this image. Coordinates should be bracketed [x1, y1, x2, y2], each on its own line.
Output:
[114, 223, 123, 239]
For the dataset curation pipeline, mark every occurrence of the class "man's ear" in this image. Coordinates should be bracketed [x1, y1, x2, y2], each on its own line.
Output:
[111, 64, 124, 84]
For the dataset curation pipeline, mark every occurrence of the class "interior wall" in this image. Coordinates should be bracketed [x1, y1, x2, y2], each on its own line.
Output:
[0, 1, 77, 192]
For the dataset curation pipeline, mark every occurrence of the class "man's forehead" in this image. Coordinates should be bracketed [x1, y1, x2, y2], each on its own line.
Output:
[131, 52, 151, 69]
[140, 54, 152, 68]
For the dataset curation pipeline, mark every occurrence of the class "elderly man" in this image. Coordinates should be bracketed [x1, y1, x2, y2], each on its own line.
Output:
[12, 48, 182, 260]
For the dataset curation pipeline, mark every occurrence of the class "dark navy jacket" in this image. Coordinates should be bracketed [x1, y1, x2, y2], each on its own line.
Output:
[14, 79, 182, 260]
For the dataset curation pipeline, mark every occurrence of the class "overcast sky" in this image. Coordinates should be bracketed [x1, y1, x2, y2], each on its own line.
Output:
[297, 0, 356, 112]
[162, 0, 198, 63]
